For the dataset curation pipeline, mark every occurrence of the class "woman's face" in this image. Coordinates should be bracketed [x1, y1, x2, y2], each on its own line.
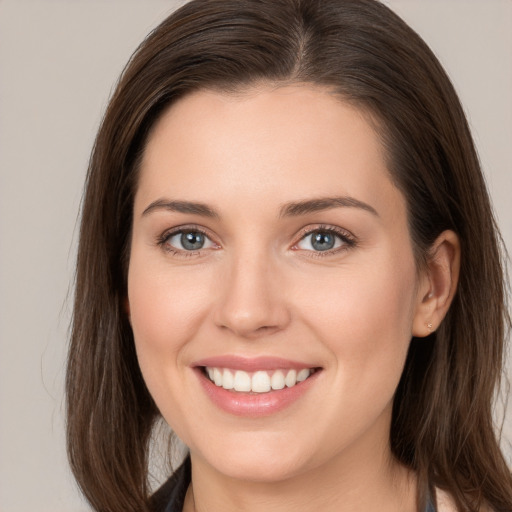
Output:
[128, 85, 428, 482]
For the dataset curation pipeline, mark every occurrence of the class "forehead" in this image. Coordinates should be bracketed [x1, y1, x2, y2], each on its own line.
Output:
[136, 84, 404, 226]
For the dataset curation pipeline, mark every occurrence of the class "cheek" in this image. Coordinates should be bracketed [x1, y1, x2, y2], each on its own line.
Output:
[294, 252, 418, 381]
[126, 255, 219, 436]
[127, 252, 214, 374]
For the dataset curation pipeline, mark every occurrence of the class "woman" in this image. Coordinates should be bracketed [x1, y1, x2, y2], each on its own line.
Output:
[66, 0, 512, 511]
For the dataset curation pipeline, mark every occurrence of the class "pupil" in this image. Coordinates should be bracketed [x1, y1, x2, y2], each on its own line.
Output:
[181, 231, 204, 250]
[311, 231, 334, 251]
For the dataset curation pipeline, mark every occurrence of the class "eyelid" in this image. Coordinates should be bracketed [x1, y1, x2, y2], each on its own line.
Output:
[156, 224, 220, 255]
[291, 224, 357, 255]
[155, 223, 356, 258]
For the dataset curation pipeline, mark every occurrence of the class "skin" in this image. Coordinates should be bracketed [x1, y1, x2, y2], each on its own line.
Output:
[127, 85, 460, 512]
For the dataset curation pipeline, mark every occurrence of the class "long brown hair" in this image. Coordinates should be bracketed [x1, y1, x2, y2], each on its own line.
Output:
[67, 0, 512, 510]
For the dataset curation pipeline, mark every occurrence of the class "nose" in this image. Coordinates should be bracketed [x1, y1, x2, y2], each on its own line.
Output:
[213, 251, 291, 339]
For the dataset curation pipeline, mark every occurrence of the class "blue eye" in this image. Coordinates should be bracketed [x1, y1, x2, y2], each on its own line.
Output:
[181, 231, 205, 250]
[296, 228, 352, 252]
[164, 230, 216, 251]
[310, 231, 336, 251]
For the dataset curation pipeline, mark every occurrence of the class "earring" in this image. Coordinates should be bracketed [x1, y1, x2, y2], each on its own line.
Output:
[427, 322, 433, 331]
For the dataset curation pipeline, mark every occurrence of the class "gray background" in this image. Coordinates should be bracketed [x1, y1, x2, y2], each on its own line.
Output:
[0, 1, 511, 510]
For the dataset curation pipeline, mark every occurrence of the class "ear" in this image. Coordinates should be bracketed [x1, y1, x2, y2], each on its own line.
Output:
[412, 230, 460, 337]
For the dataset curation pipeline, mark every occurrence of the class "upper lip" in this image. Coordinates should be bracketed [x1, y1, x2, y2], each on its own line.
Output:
[192, 355, 319, 372]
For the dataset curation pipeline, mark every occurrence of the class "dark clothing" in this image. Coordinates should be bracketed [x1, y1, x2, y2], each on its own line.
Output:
[150, 457, 191, 512]
[152, 457, 437, 512]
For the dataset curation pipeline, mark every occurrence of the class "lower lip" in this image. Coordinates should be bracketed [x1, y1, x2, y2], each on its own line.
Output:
[195, 368, 320, 417]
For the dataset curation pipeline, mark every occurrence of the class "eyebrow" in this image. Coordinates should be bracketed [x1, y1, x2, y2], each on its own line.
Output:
[279, 196, 379, 218]
[142, 199, 219, 218]
[141, 195, 378, 219]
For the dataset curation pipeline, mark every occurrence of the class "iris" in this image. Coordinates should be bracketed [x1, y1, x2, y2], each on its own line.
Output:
[181, 231, 205, 250]
[310, 231, 335, 251]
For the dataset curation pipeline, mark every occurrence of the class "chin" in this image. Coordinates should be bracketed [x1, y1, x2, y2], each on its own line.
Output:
[212, 456, 306, 483]
[192, 432, 318, 483]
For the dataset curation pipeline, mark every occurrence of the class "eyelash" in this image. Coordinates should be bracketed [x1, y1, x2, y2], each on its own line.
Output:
[292, 224, 357, 258]
[156, 225, 217, 258]
[156, 224, 357, 258]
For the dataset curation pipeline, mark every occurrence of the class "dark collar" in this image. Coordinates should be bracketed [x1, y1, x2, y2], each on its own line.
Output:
[151, 457, 437, 512]
[150, 456, 191, 512]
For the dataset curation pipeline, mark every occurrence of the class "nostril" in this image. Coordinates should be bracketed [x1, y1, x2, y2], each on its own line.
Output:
[228, 324, 282, 340]
[255, 325, 278, 334]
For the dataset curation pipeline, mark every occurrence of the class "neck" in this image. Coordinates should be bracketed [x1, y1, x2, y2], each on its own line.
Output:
[183, 429, 417, 512]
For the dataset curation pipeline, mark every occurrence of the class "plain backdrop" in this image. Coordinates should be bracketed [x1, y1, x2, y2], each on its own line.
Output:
[0, 1, 511, 510]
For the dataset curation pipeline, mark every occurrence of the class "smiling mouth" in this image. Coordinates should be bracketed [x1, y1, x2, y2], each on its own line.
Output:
[202, 367, 319, 393]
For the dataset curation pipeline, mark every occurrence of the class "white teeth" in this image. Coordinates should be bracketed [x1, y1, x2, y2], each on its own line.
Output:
[222, 369, 234, 390]
[213, 368, 223, 387]
[296, 369, 310, 382]
[233, 370, 252, 392]
[285, 369, 297, 387]
[205, 367, 314, 393]
[270, 370, 285, 390]
[252, 371, 271, 393]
